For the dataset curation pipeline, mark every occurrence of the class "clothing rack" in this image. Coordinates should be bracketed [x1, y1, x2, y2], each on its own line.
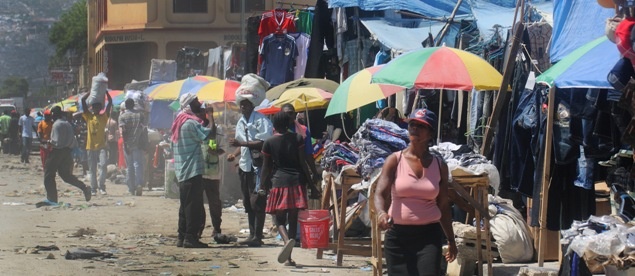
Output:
[275, 1, 311, 9]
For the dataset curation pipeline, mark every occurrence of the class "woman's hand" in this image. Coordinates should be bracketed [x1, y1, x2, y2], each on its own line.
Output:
[445, 242, 458, 263]
[377, 212, 392, 231]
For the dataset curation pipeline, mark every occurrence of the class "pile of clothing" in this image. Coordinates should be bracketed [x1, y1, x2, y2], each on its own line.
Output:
[351, 119, 409, 178]
[320, 141, 359, 173]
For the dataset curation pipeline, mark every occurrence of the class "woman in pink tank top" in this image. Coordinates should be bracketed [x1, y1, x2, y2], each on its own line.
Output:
[374, 108, 457, 276]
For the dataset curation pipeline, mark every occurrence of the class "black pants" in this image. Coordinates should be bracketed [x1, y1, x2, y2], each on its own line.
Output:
[384, 223, 443, 276]
[201, 178, 222, 234]
[44, 148, 87, 203]
[107, 141, 118, 165]
[178, 175, 205, 240]
[239, 169, 266, 239]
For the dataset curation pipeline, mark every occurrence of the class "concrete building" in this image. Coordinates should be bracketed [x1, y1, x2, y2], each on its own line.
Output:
[87, 0, 313, 89]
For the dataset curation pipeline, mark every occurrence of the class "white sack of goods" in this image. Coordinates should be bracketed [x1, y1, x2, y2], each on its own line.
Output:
[149, 59, 177, 83]
[125, 90, 150, 112]
[488, 195, 534, 263]
[235, 73, 269, 107]
[88, 72, 108, 106]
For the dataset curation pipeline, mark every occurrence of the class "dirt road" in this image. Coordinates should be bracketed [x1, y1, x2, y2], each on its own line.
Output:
[0, 153, 371, 275]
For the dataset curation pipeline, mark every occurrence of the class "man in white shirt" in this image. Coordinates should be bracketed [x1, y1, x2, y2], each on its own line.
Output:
[18, 108, 35, 164]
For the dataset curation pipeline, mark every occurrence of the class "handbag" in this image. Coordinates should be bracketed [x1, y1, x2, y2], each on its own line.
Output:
[243, 121, 263, 167]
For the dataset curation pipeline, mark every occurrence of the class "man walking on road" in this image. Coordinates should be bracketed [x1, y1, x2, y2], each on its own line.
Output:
[18, 108, 35, 164]
[43, 106, 91, 204]
[119, 98, 146, 196]
[0, 110, 11, 153]
[81, 93, 112, 196]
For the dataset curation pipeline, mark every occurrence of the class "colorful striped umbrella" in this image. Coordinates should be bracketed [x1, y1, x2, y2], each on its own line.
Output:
[146, 76, 219, 100]
[536, 36, 618, 89]
[325, 65, 404, 117]
[371, 46, 504, 91]
[193, 80, 240, 102]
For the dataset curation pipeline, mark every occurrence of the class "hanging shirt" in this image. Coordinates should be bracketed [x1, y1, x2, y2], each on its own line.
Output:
[289, 33, 311, 79]
[259, 34, 297, 86]
[258, 9, 297, 44]
[296, 10, 314, 35]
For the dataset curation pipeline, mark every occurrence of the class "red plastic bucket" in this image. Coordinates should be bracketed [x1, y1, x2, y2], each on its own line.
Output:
[298, 210, 330, 249]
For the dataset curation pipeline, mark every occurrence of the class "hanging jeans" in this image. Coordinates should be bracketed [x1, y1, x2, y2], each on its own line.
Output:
[510, 88, 538, 196]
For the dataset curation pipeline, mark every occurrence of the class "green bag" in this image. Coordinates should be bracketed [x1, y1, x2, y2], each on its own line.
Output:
[202, 139, 221, 180]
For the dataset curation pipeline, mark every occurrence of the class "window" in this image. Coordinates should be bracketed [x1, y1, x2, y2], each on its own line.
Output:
[173, 0, 208, 13]
[230, 0, 265, 13]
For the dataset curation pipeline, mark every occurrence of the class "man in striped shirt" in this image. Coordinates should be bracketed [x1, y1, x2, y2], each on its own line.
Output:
[171, 93, 214, 248]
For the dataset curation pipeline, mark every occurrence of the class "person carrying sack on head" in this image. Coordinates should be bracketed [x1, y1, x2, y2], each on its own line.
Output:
[226, 74, 273, 247]
[81, 92, 112, 196]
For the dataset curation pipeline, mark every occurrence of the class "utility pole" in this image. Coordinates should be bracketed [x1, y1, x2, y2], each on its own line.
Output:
[240, 0, 245, 42]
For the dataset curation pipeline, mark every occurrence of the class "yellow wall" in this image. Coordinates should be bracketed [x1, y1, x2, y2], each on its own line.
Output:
[105, 1, 148, 28]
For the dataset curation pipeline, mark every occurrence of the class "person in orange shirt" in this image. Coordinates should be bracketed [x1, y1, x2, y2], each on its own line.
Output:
[37, 110, 53, 170]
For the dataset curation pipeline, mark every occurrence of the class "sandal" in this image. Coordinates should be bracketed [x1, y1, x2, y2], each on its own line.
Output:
[277, 239, 295, 263]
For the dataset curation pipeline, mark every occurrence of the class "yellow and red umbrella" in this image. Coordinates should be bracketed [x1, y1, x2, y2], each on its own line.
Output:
[271, 87, 333, 112]
[325, 65, 404, 117]
[193, 80, 240, 102]
[371, 46, 503, 91]
[146, 76, 219, 100]
[271, 87, 333, 129]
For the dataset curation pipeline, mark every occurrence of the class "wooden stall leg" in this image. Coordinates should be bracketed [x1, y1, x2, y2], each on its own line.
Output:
[483, 189, 493, 276]
[475, 187, 483, 276]
[317, 175, 334, 259]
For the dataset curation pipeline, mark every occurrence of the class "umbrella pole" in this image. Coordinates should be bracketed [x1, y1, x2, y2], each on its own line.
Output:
[305, 95, 311, 130]
[437, 89, 443, 144]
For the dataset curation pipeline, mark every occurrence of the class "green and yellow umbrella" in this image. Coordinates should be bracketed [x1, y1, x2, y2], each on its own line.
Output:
[325, 65, 404, 117]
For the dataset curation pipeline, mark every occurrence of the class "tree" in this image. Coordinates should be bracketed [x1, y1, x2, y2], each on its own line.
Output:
[0, 77, 29, 98]
[49, 0, 87, 63]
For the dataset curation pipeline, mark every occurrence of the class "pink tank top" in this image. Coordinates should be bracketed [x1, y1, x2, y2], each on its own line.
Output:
[388, 151, 442, 225]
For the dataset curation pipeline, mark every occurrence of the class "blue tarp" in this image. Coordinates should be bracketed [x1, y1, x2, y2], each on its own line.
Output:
[549, 0, 614, 63]
[547, 37, 619, 89]
[328, 0, 471, 18]
[149, 100, 174, 129]
[360, 18, 448, 53]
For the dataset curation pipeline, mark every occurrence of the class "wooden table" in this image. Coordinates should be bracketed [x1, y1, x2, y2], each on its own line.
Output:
[316, 170, 372, 266]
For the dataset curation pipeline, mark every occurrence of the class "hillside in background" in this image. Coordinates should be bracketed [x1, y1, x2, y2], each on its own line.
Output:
[0, 0, 79, 93]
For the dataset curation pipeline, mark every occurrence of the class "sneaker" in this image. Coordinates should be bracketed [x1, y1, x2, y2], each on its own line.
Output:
[91, 191, 97, 196]
[82, 186, 92, 202]
[176, 239, 184, 247]
[183, 239, 209, 248]
[277, 239, 296, 263]
[99, 189, 107, 195]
